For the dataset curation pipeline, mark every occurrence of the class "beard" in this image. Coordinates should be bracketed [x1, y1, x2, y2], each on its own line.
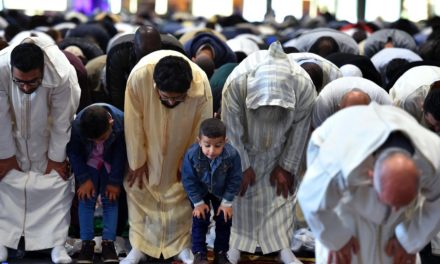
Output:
[160, 100, 182, 109]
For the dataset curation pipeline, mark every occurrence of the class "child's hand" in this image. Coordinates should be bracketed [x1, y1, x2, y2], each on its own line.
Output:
[77, 179, 95, 200]
[217, 205, 233, 222]
[105, 184, 121, 202]
[193, 203, 210, 219]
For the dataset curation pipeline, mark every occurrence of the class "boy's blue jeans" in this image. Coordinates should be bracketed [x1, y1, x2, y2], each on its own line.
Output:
[191, 193, 232, 254]
[78, 167, 119, 241]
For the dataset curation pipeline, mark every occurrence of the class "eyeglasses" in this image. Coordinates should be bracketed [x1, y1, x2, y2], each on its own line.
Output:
[12, 77, 42, 88]
[157, 89, 187, 102]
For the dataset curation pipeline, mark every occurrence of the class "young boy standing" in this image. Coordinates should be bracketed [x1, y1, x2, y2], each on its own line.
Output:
[182, 118, 242, 264]
[67, 103, 126, 263]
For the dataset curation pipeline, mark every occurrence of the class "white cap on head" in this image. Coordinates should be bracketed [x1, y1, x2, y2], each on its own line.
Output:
[340, 64, 363, 77]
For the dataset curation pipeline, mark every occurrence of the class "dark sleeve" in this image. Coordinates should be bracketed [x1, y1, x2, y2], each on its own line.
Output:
[376, 131, 415, 155]
[106, 42, 136, 111]
[67, 122, 91, 185]
[107, 131, 127, 186]
[222, 150, 242, 202]
[181, 149, 205, 204]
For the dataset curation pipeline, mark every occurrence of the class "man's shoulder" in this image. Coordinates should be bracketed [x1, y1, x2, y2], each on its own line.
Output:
[108, 42, 134, 57]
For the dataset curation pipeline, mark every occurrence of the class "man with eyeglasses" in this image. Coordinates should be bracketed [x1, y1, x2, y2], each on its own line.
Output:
[0, 37, 80, 263]
[121, 51, 212, 264]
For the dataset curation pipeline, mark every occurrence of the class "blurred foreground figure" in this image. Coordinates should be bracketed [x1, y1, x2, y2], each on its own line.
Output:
[298, 103, 440, 264]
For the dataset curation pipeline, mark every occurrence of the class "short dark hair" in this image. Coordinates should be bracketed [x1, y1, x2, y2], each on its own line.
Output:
[424, 81, 440, 121]
[309, 36, 340, 57]
[153, 56, 193, 93]
[199, 118, 226, 138]
[385, 58, 409, 85]
[282, 46, 299, 54]
[80, 105, 111, 139]
[11, 43, 44, 72]
[301, 62, 324, 93]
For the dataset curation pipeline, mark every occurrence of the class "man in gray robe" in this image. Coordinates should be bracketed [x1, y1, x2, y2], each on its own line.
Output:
[222, 41, 316, 264]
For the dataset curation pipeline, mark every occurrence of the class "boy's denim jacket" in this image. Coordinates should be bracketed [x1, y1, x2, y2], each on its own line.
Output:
[182, 142, 242, 206]
[67, 103, 127, 186]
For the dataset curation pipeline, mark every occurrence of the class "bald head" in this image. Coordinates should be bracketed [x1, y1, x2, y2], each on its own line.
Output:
[339, 89, 371, 109]
[134, 25, 162, 61]
[373, 149, 419, 210]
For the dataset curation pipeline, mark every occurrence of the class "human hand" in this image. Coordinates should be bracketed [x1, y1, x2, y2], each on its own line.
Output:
[385, 237, 416, 264]
[126, 162, 148, 189]
[77, 179, 95, 200]
[193, 203, 210, 220]
[238, 167, 256, 196]
[270, 165, 294, 199]
[0, 156, 21, 181]
[105, 184, 121, 202]
[327, 236, 359, 264]
[45, 159, 70, 180]
[217, 205, 232, 222]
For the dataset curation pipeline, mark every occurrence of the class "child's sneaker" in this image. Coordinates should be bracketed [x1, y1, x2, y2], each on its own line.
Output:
[193, 252, 209, 264]
[101, 240, 119, 263]
[77, 240, 96, 264]
[213, 251, 232, 264]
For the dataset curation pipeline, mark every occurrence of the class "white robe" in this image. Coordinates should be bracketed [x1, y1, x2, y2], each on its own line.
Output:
[0, 37, 80, 250]
[283, 28, 359, 55]
[288, 52, 342, 89]
[389, 65, 440, 123]
[312, 76, 392, 128]
[371, 47, 422, 77]
[298, 103, 440, 263]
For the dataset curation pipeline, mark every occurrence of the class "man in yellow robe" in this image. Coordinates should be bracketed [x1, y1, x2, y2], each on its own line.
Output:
[121, 50, 212, 264]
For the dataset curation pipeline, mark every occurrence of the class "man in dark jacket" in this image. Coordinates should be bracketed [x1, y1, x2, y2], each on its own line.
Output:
[106, 25, 162, 110]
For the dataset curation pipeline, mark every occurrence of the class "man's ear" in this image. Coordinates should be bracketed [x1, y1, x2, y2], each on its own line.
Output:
[367, 169, 373, 178]
[196, 136, 201, 144]
[109, 117, 114, 126]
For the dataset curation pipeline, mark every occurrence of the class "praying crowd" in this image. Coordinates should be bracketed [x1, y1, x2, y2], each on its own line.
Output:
[1, 7, 440, 264]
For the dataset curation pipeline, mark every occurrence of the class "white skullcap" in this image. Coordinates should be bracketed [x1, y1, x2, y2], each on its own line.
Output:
[340, 64, 363, 77]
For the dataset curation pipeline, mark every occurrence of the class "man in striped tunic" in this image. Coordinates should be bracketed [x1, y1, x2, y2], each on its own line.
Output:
[221, 42, 316, 264]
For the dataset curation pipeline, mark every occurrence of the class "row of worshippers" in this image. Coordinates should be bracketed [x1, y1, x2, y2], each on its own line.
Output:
[1, 9, 440, 264]
[1, 36, 440, 264]
[0, 9, 439, 111]
[0, 35, 307, 264]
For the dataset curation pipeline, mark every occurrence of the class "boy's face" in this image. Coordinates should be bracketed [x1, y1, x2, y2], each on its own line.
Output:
[198, 135, 226, 160]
